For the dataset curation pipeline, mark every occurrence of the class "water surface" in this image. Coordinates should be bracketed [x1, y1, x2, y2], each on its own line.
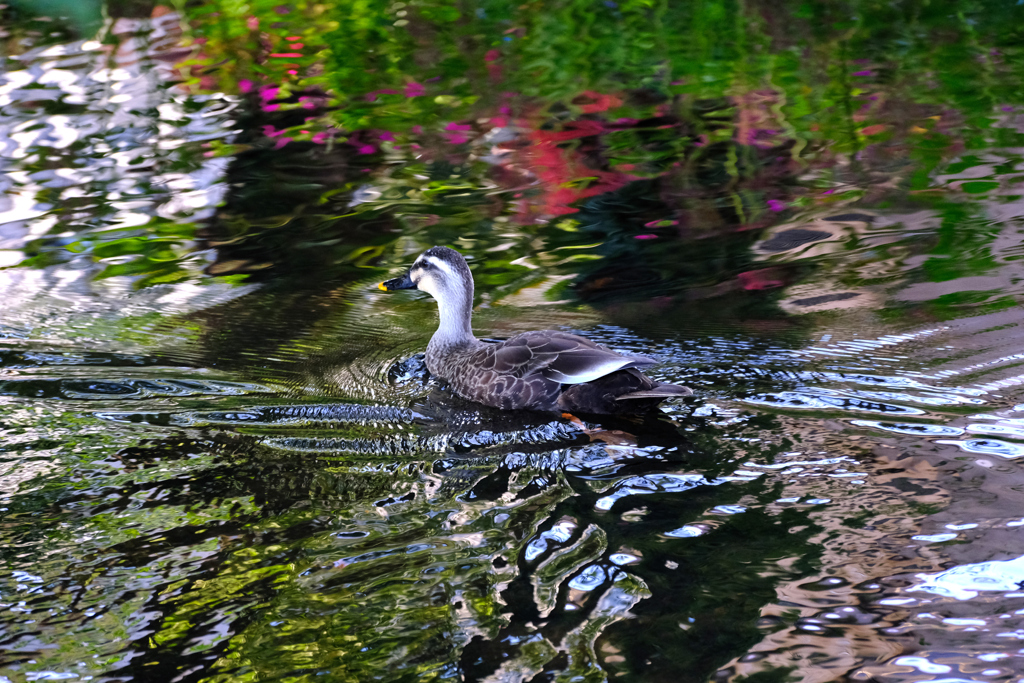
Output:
[4, 2, 1024, 681]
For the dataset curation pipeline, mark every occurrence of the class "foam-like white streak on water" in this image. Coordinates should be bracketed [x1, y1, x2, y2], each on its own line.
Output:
[851, 420, 965, 436]
[910, 554, 1024, 601]
[935, 439, 1024, 459]
[593, 470, 760, 512]
[967, 422, 1024, 439]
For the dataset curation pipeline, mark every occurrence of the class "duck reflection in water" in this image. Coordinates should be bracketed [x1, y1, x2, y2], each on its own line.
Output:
[379, 246, 692, 415]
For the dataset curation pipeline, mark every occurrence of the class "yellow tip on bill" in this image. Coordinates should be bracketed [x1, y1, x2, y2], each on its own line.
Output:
[378, 282, 388, 291]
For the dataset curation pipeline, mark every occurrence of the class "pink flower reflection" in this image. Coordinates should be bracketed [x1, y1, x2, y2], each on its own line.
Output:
[737, 268, 785, 290]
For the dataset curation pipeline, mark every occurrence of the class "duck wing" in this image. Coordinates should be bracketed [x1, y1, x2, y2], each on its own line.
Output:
[493, 331, 655, 385]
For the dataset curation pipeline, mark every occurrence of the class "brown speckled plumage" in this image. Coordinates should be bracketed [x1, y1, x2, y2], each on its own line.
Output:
[380, 246, 692, 414]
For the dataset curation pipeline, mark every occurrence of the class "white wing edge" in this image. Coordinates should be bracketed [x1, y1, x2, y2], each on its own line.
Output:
[544, 356, 637, 385]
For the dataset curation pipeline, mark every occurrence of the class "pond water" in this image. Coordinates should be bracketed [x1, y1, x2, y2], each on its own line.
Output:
[4, 2, 1024, 681]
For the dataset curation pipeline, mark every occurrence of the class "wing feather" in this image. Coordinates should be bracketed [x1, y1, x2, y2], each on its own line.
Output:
[490, 343, 534, 374]
[487, 331, 652, 385]
[542, 351, 636, 384]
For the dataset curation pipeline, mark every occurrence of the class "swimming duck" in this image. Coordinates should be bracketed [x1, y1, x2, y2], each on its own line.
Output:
[378, 246, 692, 414]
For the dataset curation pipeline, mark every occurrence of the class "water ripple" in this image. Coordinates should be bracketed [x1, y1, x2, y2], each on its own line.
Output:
[851, 420, 966, 436]
[965, 422, 1024, 439]
[741, 390, 926, 415]
[910, 555, 1024, 601]
[935, 439, 1024, 459]
[1, 377, 270, 400]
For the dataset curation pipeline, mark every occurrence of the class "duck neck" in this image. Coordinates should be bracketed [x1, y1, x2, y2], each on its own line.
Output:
[430, 287, 476, 350]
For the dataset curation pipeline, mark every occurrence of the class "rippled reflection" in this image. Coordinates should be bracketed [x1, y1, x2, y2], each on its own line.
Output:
[8, 305, 1024, 681]
[7, 1, 1024, 682]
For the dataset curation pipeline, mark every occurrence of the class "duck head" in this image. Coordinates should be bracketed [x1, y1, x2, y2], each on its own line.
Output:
[379, 246, 477, 344]
[378, 246, 474, 301]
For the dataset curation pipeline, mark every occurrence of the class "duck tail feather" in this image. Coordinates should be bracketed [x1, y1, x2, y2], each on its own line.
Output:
[614, 383, 693, 400]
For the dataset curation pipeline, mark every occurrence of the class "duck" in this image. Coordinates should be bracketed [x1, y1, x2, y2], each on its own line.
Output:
[378, 246, 692, 414]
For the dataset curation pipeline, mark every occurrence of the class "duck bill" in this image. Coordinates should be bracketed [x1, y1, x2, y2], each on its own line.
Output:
[378, 271, 416, 291]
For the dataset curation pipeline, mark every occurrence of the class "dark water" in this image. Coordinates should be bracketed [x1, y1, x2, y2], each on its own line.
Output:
[4, 2, 1024, 681]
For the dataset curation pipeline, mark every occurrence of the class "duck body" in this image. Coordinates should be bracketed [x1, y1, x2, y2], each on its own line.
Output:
[380, 246, 691, 415]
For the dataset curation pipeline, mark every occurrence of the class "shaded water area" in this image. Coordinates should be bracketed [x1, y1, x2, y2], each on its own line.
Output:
[4, 1, 1024, 681]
